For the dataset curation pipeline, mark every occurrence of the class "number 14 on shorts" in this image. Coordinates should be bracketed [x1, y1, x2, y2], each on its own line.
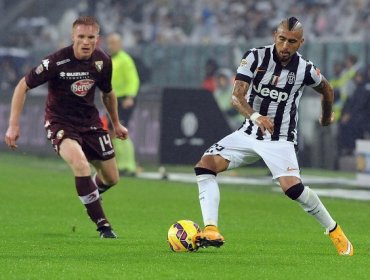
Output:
[99, 135, 112, 152]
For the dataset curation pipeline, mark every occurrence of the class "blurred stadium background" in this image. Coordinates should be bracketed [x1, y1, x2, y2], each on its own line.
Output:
[0, 0, 370, 172]
[1, 1, 370, 279]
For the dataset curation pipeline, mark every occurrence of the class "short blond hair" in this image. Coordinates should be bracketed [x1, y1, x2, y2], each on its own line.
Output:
[72, 16, 100, 32]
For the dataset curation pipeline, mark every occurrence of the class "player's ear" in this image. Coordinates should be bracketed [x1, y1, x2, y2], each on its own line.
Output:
[273, 30, 278, 42]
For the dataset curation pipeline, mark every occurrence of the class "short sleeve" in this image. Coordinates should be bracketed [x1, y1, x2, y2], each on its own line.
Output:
[304, 63, 322, 88]
[97, 58, 113, 94]
[235, 50, 257, 84]
[25, 57, 57, 89]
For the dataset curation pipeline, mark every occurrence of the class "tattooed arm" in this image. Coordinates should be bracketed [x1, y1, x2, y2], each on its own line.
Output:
[313, 75, 335, 126]
[231, 80, 274, 134]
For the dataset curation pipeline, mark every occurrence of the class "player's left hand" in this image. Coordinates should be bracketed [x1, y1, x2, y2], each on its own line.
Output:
[319, 111, 335, 126]
[255, 115, 274, 135]
[114, 123, 128, 140]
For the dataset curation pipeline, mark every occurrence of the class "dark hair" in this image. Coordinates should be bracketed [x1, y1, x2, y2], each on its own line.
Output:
[288, 17, 299, 30]
[72, 16, 100, 31]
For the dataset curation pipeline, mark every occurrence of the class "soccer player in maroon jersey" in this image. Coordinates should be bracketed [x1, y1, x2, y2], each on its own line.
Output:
[4, 16, 127, 238]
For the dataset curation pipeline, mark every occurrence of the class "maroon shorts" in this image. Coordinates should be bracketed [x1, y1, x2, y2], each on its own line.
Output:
[45, 121, 115, 161]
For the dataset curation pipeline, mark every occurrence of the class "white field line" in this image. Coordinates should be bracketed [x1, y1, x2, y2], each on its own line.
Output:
[138, 172, 370, 200]
[138, 172, 357, 186]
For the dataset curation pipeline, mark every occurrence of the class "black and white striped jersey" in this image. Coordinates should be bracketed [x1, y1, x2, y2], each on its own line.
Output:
[235, 44, 322, 144]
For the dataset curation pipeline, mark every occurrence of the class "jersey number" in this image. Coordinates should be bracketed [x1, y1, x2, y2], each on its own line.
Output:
[99, 135, 113, 152]
[206, 143, 225, 154]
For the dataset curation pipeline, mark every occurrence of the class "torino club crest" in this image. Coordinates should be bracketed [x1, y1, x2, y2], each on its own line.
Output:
[95, 61, 103, 72]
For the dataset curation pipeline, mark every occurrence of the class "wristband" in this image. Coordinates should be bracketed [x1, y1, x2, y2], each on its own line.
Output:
[250, 112, 261, 123]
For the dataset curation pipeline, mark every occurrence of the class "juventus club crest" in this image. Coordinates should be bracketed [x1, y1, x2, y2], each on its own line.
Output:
[95, 61, 103, 72]
[287, 72, 295, 84]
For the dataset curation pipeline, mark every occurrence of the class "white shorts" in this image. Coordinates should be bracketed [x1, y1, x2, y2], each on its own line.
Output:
[203, 130, 301, 180]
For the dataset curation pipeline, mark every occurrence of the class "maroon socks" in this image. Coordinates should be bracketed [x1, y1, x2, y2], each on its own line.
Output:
[75, 176, 109, 227]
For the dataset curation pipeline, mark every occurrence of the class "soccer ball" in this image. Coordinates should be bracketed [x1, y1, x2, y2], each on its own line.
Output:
[167, 220, 201, 252]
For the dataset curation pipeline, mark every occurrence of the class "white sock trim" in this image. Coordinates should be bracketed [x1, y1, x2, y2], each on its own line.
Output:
[79, 189, 100, 204]
[196, 174, 216, 182]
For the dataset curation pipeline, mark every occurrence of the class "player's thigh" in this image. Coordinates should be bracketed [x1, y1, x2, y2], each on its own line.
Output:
[90, 158, 119, 186]
[59, 138, 91, 176]
[200, 130, 260, 172]
[256, 140, 301, 184]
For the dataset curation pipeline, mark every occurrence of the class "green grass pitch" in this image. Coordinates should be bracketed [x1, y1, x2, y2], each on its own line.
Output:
[1, 152, 369, 279]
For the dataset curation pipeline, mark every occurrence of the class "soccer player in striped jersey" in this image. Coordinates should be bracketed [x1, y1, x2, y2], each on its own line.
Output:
[193, 17, 354, 256]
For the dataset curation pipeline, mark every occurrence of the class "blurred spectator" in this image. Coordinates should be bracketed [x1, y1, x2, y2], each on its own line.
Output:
[106, 33, 140, 176]
[202, 58, 219, 94]
[0, 58, 17, 92]
[337, 66, 370, 156]
[2, 0, 370, 48]
[329, 55, 361, 122]
[330, 61, 345, 121]
[341, 54, 362, 99]
[213, 68, 244, 129]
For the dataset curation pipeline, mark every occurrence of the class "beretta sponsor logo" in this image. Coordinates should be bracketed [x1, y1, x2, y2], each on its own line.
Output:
[71, 79, 95, 97]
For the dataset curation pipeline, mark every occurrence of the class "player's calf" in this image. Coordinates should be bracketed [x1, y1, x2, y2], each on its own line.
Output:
[285, 182, 354, 255]
[92, 173, 117, 194]
[285, 183, 336, 230]
[76, 176, 115, 237]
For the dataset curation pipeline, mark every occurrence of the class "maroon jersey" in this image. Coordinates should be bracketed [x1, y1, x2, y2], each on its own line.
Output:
[25, 45, 112, 127]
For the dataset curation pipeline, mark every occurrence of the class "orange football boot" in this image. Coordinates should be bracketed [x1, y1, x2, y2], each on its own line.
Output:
[192, 225, 225, 248]
[327, 224, 354, 256]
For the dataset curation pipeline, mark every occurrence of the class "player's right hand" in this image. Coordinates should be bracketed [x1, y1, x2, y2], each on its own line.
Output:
[5, 125, 20, 150]
[114, 123, 129, 140]
[255, 116, 274, 135]
[319, 111, 335, 126]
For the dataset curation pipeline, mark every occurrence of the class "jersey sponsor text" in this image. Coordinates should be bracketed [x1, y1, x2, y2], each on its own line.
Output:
[71, 79, 95, 97]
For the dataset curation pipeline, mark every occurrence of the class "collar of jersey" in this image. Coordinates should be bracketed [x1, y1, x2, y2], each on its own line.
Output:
[272, 44, 299, 71]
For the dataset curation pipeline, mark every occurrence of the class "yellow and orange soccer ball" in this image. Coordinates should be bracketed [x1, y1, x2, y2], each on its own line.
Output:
[167, 220, 201, 252]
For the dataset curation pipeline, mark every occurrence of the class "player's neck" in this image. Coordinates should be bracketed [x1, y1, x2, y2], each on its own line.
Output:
[73, 47, 93, 61]
[280, 59, 291, 67]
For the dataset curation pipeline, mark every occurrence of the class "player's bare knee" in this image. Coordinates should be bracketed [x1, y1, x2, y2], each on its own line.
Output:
[194, 157, 218, 177]
[195, 156, 214, 170]
[279, 176, 301, 192]
[195, 159, 208, 169]
[70, 158, 91, 176]
[195, 155, 229, 174]
[105, 175, 119, 186]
